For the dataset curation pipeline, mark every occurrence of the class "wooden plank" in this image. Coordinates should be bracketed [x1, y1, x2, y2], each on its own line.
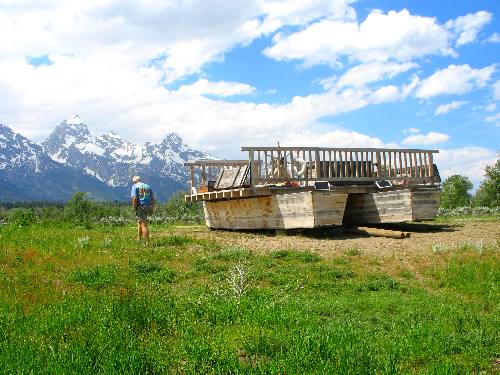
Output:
[312, 191, 348, 226]
[343, 190, 413, 224]
[411, 189, 440, 220]
[216, 167, 240, 189]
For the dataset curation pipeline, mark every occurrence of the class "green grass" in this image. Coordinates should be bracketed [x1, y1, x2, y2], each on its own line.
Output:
[0, 223, 499, 374]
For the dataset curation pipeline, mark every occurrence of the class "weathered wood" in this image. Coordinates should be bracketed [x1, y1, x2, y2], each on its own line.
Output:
[204, 191, 348, 229]
[343, 188, 440, 224]
[356, 227, 406, 239]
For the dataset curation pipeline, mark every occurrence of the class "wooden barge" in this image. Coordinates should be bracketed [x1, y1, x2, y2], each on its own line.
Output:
[185, 147, 441, 230]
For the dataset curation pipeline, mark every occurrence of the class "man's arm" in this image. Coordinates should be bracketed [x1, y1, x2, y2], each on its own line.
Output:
[131, 185, 138, 210]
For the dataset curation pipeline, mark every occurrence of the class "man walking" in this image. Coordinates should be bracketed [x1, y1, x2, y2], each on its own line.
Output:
[131, 175, 155, 245]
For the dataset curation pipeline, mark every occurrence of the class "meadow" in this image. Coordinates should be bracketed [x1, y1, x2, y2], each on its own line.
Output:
[0, 219, 499, 374]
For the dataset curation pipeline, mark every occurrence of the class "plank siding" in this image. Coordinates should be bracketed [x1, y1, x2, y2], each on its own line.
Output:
[204, 191, 348, 229]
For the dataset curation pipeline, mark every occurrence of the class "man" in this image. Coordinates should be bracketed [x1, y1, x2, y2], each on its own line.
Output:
[131, 175, 156, 245]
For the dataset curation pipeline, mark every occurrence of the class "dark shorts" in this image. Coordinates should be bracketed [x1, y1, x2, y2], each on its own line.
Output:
[136, 205, 153, 222]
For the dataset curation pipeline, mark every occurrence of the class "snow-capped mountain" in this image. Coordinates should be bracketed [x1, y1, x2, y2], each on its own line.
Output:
[0, 116, 214, 202]
[41, 115, 213, 200]
[0, 123, 119, 201]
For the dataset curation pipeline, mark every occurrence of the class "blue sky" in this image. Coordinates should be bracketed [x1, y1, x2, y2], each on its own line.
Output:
[0, 0, 498, 185]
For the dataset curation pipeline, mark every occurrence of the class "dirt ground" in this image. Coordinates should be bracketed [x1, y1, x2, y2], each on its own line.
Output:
[171, 221, 500, 259]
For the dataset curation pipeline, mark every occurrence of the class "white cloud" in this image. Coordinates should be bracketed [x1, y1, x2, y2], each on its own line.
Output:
[446, 11, 493, 46]
[0, 53, 415, 158]
[321, 62, 417, 89]
[0, 0, 356, 83]
[403, 127, 420, 134]
[485, 32, 500, 44]
[264, 9, 455, 65]
[435, 100, 467, 115]
[436, 147, 498, 185]
[177, 79, 256, 97]
[415, 64, 496, 99]
[402, 131, 449, 145]
[484, 102, 496, 112]
[485, 113, 500, 126]
[494, 80, 500, 100]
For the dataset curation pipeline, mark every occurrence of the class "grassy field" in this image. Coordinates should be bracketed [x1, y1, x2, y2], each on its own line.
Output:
[0, 221, 499, 374]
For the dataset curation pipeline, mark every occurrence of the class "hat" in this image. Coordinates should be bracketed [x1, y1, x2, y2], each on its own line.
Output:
[132, 175, 141, 183]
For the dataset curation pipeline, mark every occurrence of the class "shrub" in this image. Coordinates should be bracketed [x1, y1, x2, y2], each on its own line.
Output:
[64, 192, 92, 226]
[11, 208, 37, 227]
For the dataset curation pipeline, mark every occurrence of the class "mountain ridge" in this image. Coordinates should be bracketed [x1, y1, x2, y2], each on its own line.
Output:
[0, 116, 214, 202]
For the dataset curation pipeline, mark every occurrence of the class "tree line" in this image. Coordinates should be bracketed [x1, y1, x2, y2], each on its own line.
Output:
[0, 191, 204, 227]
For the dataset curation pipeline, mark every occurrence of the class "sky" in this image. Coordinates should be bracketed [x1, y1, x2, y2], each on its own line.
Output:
[0, 0, 499, 186]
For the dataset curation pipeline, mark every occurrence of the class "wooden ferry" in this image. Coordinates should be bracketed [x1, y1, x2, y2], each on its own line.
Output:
[185, 147, 441, 230]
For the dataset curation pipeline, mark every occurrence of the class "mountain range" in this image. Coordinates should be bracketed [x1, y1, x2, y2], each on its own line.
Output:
[0, 115, 213, 202]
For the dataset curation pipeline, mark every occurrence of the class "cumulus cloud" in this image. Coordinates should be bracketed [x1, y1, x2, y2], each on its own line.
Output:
[435, 101, 467, 115]
[402, 132, 449, 145]
[0, 0, 356, 83]
[447, 11, 493, 46]
[436, 147, 498, 185]
[264, 9, 454, 65]
[415, 64, 495, 99]
[0, 52, 415, 158]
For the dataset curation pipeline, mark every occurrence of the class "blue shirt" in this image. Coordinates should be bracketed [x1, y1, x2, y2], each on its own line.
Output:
[131, 182, 154, 205]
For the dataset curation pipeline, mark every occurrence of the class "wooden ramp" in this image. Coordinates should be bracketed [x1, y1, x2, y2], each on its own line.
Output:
[204, 191, 348, 230]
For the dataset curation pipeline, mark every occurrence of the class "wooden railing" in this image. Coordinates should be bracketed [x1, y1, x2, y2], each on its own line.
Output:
[184, 160, 249, 193]
[241, 147, 438, 188]
[185, 148, 439, 193]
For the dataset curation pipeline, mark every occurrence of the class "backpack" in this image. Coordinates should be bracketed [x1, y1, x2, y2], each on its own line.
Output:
[136, 183, 152, 206]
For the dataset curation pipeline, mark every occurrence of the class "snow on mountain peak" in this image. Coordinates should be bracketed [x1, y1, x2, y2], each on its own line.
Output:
[64, 114, 83, 125]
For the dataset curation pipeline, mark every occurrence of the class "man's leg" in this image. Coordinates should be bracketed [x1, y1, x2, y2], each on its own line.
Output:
[137, 221, 143, 241]
[142, 221, 150, 245]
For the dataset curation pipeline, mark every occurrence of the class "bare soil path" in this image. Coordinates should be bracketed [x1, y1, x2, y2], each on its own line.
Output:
[170, 221, 500, 259]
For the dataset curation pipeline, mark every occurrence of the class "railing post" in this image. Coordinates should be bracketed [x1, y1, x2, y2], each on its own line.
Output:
[249, 150, 256, 189]
[314, 148, 320, 179]
[201, 165, 206, 187]
[429, 152, 434, 185]
[376, 151, 381, 178]
[190, 165, 195, 195]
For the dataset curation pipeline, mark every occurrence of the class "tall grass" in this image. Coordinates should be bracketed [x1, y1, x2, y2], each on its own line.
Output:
[0, 222, 499, 373]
